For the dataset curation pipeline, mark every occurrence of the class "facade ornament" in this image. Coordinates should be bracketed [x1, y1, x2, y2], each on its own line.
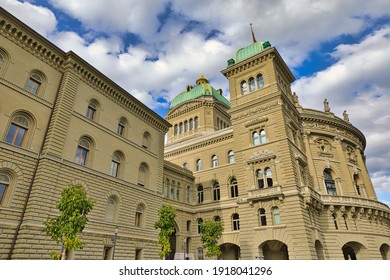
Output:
[292, 92, 302, 108]
[323, 98, 331, 113]
[343, 110, 350, 122]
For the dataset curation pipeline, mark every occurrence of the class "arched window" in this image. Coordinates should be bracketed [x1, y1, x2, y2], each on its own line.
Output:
[265, 167, 273, 187]
[0, 48, 10, 77]
[186, 186, 191, 203]
[260, 129, 266, 144]
[179, 122, 183, 134]
[252, 131, 260, 145]
[249, 77, 255, 92]
[232, 213, 240, 231]
[183, 162, 188, 169]
[0, 173, 10, 205]
[138, 163, 149, 187]
[86, 99, 99, 120]
[117, 118, 126, 136]
[241, 81, 248, 95]
[174, 124, 178, 135]
[230, 177, 238, 198]
[324, 169, 336, 195]
[109, 152, 122, 177]
[259, 208, 267, 226]
[75, 137, 91, 166]
[256, 169, 264, 188]
[214, 216, 221, 222]
[189, 119, 193, 130]
[272, 207, 280, 225]
[197, 185, 204, 204]
[197, 218, 203, 234]
[5, 114, 30, 147]
[104, 196, 118, 222]
[213, 181, 220, 201]
[211, 155, 218, 168]
[26, 71, 44, 94]
[196, 159, 202, 171]
[184, 120, 188, 132]
[228, 150, 234, 164]
[135, 205, 144, 227]
[257, 74, 264, 89]
[194, 117, 199, 129]
[142, 131, 151, 149]
[170, 181, 175, 199]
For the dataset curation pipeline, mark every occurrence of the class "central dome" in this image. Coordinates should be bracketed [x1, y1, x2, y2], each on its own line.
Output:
[169, 74, 231, 109]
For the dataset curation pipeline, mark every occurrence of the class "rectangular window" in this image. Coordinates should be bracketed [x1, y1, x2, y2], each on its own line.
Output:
[26, 78, 40, 94]
[5, 124, 26, 146]
[117, 123, 125, 135]
[0, 183, 8, 204]
[75, 146, 88, 165]
[135, 212, 142, 227]
[86, 106, 96, 120]
[109, 161, 119, 177]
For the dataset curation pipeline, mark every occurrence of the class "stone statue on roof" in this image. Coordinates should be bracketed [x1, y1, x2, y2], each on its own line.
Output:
[323, 98, 331, 113]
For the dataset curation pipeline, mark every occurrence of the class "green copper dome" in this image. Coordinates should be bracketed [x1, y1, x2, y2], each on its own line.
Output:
[228, 41, 271, 65]
[170, 74, 231, 109]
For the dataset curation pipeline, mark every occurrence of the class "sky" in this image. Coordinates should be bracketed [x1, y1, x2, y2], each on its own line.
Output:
[1, 0, 390, 206]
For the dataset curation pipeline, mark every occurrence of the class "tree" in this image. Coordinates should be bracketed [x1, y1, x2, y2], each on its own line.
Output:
[154, 205, 176, 259]
[199, 219, 224, 258]
[43, 183, 95, 260]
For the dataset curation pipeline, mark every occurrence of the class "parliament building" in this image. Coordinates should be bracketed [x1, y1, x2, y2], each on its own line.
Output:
[0, 8, 389, 260]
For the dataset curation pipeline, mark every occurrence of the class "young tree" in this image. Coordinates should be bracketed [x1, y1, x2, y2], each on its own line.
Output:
[154, 205, 176, 259]
[43, 183, 95, 260]
[200, 219, 224, 258]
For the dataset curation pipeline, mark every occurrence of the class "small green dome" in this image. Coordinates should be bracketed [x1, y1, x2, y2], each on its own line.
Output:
[170, 74, 231, 109]
[230, 41, 271, 65]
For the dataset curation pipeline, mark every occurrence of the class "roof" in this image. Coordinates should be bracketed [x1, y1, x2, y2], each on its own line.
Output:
[227, 41, 271, 66]
[169, 74, 231, 109]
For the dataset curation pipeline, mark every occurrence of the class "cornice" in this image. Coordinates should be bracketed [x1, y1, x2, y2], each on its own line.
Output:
[163, 160, 195, 180]
[0, 8, 65, 70]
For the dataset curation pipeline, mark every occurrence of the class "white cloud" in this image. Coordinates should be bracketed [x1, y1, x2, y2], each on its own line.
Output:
[0, 0, 57, 37]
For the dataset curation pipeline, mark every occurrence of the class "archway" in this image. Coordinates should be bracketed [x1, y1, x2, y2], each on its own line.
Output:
[219, 243, 240, 260]
[166, 228, 176, 260]
[259, 240, 289, 260]
[342, 242, 365, 260]
[315, 240, 325, 260]
[380, 244, 390, 260]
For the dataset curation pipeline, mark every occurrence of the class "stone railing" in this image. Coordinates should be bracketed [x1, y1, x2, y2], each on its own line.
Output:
[247, 186, 283, 202]
[321, 195, 390, 212]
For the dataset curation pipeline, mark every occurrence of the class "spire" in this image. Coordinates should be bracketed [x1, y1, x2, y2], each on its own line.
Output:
[250, 23, 257, 43]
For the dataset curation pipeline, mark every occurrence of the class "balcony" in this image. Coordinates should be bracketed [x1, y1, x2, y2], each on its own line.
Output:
[247, 185, 283, 203]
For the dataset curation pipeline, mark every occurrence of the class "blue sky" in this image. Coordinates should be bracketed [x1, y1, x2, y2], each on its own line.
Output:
[2, 0, 390, 206]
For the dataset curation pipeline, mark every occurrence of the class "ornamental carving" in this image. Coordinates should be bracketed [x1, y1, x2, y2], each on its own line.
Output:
[231, 100, 280, 121]
[245, 116, 268, 127]
[247, 150, 276, 164]
[314, 138, 334, 158]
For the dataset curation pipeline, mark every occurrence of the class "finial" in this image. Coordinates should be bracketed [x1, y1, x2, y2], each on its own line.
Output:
[250, 23, 257, 43]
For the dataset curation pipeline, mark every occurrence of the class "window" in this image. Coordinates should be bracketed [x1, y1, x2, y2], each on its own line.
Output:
[135, 205, 143, 227]
[257, 74, 264, 89]
[249, 77, 255, 92]
[214, 216, 221, 222]
[265, 168, 273, 187]
[196, 159, 202, 171]
[0, 49, 10, 77]
[117, 119, 126, 136]
[176, 183, 181, 201]
[272, 207, 280, 225]
[230, 178, 238, 198]
[86, 103, 96, 120]
[213, 182, 220, 201]
[142, 132, 151, 149]
[197, 218, 203, 234]
[189, 119, 193, 130]
[211, 155, 218, 168]
[0, 174, 10, 205]
[228, 150, 234, 164]
[75, 138, 91, 165]
[260, 129, 266, 144]
[26, 72, 43, 94]
[186, 220, 191, 231]
[354, 174, 361, 196]
[324, 169, 336, 195]
[138, 163, 149, 187]
[194, 117, 199, 129]
[182, 162, 188, 169]
[343, 214, 349, 230]
[104, 196, 118, 222]
[186, 186, 191, 203]
[174, 124, 178, 135]
[109, 152, 122, 177]
[170, 181, 175, 199]
[197, 247, 204, 260]
[165, 179, 170, 198]
[256, 169, 264, 188]
[135, 249, 142, 260]
[259, 208, 267, 226]
[103, 246, 113, 260]
[241, 81, 248, 94]
[5, 115, 29, 147]
[232, 213, 240, 231]
[179, 122, 183, 134]
[332, 213, 338, 230]
[252, 131, 260, 145]
[184, 120, 188, 132]
[197, 185, 204, 203]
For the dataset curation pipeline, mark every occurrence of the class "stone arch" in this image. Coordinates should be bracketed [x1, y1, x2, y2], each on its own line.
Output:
[258, 240, 289, 260]
[342, 241, 367, 260]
